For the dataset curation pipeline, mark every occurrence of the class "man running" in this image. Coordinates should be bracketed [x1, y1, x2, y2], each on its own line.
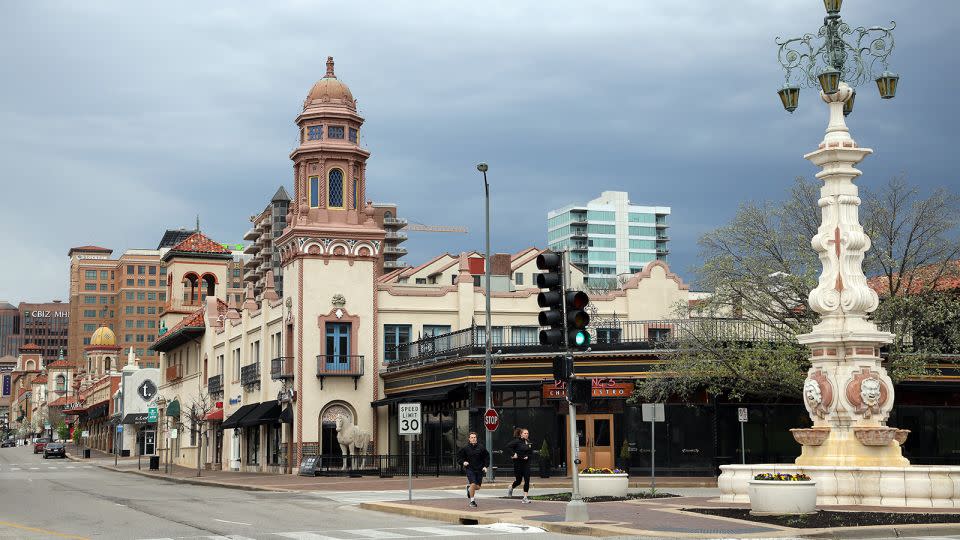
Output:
[458, 431, 489, 507]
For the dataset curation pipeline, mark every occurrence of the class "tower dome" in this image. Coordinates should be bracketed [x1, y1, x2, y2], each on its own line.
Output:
[304, 57, 355, 110]
[89, 325, 116, 346]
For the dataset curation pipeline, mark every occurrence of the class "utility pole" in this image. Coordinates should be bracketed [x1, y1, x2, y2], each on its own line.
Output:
[562, 250, 588, 522]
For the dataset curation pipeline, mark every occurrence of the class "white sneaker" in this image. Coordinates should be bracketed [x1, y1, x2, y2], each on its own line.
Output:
[521, 498, 531, 504]
[507, 486, 514, 498]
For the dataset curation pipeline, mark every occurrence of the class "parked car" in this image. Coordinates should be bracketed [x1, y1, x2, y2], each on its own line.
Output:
[33, 439, 50, 454]
[43, 442, 66, 459]
[0, 439, 15, 448]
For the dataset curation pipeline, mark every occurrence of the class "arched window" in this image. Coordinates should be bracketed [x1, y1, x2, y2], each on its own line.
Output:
[309, 176, 320, 207]
[352, 179, 358, 210]
[384, 211, 393, 219]
[328, 169, 344, 208]
[182, 273, 199, 305]
[55, 375, 66, 392]
[201, 274, 217, 300]
[104, 357, 112, 372]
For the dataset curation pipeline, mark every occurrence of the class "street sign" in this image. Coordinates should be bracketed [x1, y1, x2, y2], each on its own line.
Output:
[398, 403, 422, 435]
[117, 425, 123, 433]
[81, 430, 89, 437]
[170, 428, 178, 439]
[738, 407, 748, 422]
[147, 407, 158, 423]
[738, 407, 748, 465]
[483, 408, 500, 432]
[641, 403, 665, 422]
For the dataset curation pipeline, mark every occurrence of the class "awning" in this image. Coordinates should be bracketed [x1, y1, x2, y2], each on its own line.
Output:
[371, 390, 451, 408]
[238, 401, 282, 427]
[221, 403, 258, 429]
[279, 406, 293, 424]
[205, 408, 223, 422]
[121, 413, 153, 425]
[166, 399, 181, 418]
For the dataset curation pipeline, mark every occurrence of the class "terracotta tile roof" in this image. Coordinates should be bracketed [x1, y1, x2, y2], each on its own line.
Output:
[170, 232, 231, 254]
[20, 343, 40, 350]
[33, 375, 47, 384]
[152, 299, 227, 349]
[47, 360, 74, 369]
[867, 260, 960, 296]
[48, 396, 70, 407]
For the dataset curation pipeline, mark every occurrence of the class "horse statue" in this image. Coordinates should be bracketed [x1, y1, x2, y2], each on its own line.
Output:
[335, 414, 372, 470]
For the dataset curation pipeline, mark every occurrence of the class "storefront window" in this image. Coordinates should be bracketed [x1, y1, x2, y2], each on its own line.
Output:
[267, 424, 282, 465]
[246, 426, 260, 465]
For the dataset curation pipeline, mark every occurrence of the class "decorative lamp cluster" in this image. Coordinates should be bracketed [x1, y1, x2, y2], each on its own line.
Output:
[775, 0, 898, 112]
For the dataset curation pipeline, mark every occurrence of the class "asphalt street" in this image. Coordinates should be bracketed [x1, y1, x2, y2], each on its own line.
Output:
[0, 445, 587, 540]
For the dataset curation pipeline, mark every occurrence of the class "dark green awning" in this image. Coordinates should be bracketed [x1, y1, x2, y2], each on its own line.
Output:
[166, 399, 180, 418]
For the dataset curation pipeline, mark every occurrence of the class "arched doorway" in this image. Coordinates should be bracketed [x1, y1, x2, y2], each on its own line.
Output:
[319, 402, 354, 457]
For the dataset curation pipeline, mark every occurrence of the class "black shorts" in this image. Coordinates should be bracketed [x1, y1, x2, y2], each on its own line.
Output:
[466, 468, 484, 486]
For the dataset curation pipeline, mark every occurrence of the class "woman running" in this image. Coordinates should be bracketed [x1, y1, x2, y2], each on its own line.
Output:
[506, 427, 533, 503]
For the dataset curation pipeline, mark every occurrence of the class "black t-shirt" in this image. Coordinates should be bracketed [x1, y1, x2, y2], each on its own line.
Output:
[457, 443, 489, 470]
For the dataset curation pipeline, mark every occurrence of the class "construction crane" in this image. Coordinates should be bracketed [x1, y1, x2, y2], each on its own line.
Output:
[406, 221, 468, 233]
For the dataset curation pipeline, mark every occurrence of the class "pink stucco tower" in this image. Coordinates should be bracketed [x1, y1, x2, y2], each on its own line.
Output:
[276, 57, 385, 467]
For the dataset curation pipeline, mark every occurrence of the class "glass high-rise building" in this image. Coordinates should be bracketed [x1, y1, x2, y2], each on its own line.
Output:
[547, 191, 670, 287]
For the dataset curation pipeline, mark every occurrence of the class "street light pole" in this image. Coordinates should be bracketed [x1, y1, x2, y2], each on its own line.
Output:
[477, 162, 493, 483]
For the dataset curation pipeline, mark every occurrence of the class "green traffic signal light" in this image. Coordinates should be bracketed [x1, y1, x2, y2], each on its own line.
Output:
[573, 329, 590, 347]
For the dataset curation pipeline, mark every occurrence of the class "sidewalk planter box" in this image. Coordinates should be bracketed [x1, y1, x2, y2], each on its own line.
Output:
[579, 473, 629, 498]
[748, 479, 817, 515]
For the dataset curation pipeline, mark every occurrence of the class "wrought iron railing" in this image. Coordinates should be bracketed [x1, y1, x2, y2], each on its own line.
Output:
[271, 356, 294, 380]
[316, 355, 364, 377]
[207, 374, 223, 396]
[240, 362, 260, 387]
[384, 319, 792, 372]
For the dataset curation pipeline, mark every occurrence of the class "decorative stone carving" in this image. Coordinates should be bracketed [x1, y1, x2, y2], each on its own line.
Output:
[335, 414, 372, 470]
[853, 426, 898, 446]
[790, 427, 831, 446]
[803, 370, 833, 419]
[331, 294, 346, 308]
[845, 367, 889, 418]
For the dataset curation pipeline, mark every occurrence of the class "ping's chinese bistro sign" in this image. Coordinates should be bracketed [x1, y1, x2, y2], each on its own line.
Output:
[542, 378, 635, 399]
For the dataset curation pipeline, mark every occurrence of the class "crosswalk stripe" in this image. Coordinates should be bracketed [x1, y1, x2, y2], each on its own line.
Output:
[405, 526, 476, 536]
[273, 533, 340, 540]
[9, 468, 20, 471]
[348, 530, 416, 538]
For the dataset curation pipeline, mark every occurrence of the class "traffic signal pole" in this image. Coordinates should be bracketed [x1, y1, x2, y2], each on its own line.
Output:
[561, 250, 589, 522]
[481, 165, 494, 483]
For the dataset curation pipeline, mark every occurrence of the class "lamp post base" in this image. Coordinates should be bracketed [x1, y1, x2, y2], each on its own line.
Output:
[565, 498, 589, 522]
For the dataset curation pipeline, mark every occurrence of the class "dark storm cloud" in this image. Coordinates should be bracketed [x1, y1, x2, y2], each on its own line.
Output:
[1, 1, 957, 301]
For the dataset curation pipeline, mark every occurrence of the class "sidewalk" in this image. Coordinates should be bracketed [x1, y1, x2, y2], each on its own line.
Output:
[360, 495, 960, 539]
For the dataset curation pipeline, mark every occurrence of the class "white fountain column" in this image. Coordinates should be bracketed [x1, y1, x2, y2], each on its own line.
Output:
[795, 82, 908, 467]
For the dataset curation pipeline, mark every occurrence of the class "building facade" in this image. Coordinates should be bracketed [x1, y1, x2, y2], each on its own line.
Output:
[548, 191, 670, 288]
[243, 187, 290, 297]
[0, 302, 19, 358]
[18, 301, 69, 365]
[67, 246, 166, 368]
[373, 203, 409, 271]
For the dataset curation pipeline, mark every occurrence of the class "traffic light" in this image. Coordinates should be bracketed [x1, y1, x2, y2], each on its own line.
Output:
[552, 354, 573, 382]
[565, 290, 591, 349]
[536, 253, 565, 346]
[568, 378, 592, 404]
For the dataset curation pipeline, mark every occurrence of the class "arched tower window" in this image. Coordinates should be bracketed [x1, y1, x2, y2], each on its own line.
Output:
[383, 211, 393, 219]
[182, 273, 199, 305]
[352, 179, 358, 210]
[104, 357, 112, 372]
[55, 375, 66, 392]
[328, 169, 344, 208]
[201, 274, 217, 300]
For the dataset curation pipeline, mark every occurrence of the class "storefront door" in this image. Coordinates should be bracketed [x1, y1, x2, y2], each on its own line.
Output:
[571, 414, 615, 470]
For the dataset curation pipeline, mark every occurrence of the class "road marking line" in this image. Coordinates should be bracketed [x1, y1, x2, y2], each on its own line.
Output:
[273, 533, 340, 540]
[66, 466, 76, 469]
[406, 526, 477, 536]
[213, 519, 252, 526]
[83, 466, 92, 468]
[348, 530, 414, 538]
[29, 467, 40, 470]
[0, 519, 90, 539]
[10, 468, 20, 471]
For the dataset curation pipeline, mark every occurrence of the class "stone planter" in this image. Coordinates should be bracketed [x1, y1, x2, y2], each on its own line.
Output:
[579, 473, 629, 498]
[854, 426, 898, 446]
[894, 429, 910, 446]
[790, 427, 830, 446]
[748, 480, 817, 515]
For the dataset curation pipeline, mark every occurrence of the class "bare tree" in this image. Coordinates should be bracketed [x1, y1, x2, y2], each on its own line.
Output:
[637, 176, 959, 402]
[185, 391, 214, 477]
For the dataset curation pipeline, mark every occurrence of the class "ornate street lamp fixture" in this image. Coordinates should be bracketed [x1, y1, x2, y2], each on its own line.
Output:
[843, 89, 856, 117]
[775, 1, 898, 111]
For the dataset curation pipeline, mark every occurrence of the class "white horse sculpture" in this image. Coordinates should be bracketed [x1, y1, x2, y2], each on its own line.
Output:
[335, 414, 371, 470]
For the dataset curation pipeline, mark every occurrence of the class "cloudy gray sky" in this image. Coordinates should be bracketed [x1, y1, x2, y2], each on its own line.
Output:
[1, 1, 957, 302]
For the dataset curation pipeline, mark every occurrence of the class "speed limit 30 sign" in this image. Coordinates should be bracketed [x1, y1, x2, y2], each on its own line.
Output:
[398, 402, 422, 435]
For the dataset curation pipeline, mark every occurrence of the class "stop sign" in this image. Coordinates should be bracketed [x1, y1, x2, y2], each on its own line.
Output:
[483, 408, 500, 432]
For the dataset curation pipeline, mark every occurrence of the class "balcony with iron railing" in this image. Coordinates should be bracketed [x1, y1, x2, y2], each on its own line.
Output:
[271, 356, 294, 380]
[316, 355, 364, 389]
[207, 374, 223, 396]
[243, 228, 261, 241]
[384, 231, 408, 241]
[383, 260, 411, 269]
[383, 217, 408, 227]
[570, 227, 587, 237]
[383, 319, 793, 372]
[240, 362, 261, 387]
[166, 364, 182, 382]
[571, 241, 588, 251]
[383, 246, 407, 255]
